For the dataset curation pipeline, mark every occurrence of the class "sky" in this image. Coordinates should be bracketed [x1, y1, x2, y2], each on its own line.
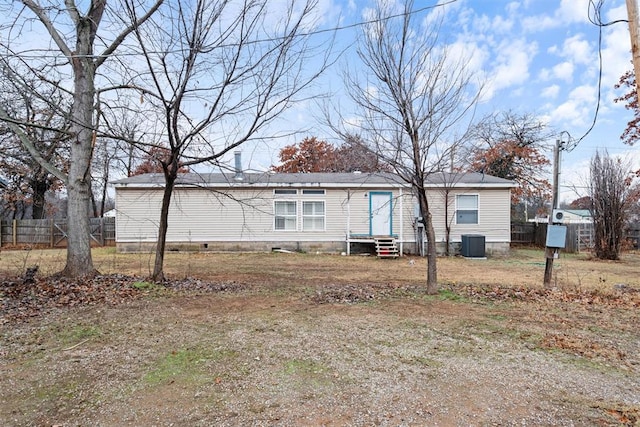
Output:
[2, 0, 638, 204]
[241, 0, 640, 204]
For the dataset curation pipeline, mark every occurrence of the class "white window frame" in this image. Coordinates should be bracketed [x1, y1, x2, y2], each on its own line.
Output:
[456, 194, 479, 225]
[302, 189, 325, 195]
[302, 200, 325, 231]
[274, 200, 297, 231]
[274, 189, 297, 195]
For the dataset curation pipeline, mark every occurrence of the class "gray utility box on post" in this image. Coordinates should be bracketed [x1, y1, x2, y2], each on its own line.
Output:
[461, 234, 485, 257]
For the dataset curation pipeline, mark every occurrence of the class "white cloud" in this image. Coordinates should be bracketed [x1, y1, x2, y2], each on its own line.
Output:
[505, 2, 522, 15]
[601, 10, 633, 86]
[483, 38, 537, 99]
[561, 34, 593, 66]
[538, 68, 552, 81]
[521, 0, 591, 32]
[544, 35, 594, 84]
[556, 0, 591, 25]
[552, 61, 574, 82]
[490, 14, 514, 34]
[542, 84, 560, 99]
[521, 15, 557, 32]
[447, 39, 490, 77]
[548, 84, 597, 127]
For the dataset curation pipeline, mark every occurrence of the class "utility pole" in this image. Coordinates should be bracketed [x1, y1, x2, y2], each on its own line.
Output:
[543, 139, 562, 287]
[627, 0, 640, 100]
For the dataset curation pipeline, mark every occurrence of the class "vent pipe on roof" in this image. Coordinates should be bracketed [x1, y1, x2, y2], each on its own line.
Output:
[234, 151, 244, 181]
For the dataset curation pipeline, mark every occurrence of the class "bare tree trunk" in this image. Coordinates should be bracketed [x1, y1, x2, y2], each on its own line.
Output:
[418, 192, 438, 294]
[151, 174, 176, 282]
[100, 172, 109, 217]
[444, 191, 451, 257]
[60, 20, 99, 277]
[31, 179, 48, 220]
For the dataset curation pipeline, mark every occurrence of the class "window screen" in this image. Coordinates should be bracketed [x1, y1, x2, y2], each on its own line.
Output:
[274, 201, 297, 230]
[302, 201, 325, 231]
[456, 195, 478, 224]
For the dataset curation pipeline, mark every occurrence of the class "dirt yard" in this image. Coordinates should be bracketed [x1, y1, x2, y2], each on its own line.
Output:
[1, 248, 639, 426]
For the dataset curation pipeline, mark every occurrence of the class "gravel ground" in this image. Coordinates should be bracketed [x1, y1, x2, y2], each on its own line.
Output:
[1, 279, 639, 426]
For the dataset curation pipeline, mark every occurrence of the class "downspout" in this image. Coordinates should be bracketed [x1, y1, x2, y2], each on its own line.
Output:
[346, 189, 351, 255]
[399, 187, 404, 256]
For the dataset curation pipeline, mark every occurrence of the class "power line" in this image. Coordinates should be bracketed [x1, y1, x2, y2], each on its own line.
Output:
[2, 0, 460, 60]
[560, 1, 629, 152]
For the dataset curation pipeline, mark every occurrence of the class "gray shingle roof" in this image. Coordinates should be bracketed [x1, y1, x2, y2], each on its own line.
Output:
[112, 171, 515, 188]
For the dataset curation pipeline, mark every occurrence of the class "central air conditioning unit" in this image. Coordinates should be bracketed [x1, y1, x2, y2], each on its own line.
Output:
[552, 209, 567, 223]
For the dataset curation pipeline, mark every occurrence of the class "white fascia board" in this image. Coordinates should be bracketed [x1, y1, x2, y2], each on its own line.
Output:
[423, 182, 517, 189]
[114, 181, 515, 190]
[114, 182, 408, 190]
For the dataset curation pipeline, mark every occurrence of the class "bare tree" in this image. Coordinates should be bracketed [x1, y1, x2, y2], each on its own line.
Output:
[467, 111, 553, 219]
[118, 0, 332, 281]
[333, 134, 391, 173]
[329, 1, 481, 293]
[0, 0, 163, 277]
[0, 75, 70, 219]
[589, 151, 639, 260]
[91, 109, 152, 217]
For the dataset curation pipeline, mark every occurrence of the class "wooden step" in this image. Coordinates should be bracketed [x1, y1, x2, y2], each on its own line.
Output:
[375, 237, 399, 258]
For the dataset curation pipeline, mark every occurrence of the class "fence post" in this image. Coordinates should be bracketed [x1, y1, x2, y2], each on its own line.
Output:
[50, 219, 54, 248]
[12, 219, 17, 245]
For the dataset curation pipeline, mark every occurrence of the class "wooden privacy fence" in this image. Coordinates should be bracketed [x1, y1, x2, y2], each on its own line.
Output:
[0, 217, 115, 247]
[511, 222, 594, 253]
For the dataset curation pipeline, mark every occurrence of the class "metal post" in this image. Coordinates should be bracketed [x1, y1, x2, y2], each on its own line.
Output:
[543, 139, 561, 287]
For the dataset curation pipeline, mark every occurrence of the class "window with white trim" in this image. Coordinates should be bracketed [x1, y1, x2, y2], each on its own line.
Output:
[274, 189, 297, 195]
[274, 201, 297, 230]
[302, 189, 325, 195]
[456, 194, 478, 224]
[302, 201, 325, 231]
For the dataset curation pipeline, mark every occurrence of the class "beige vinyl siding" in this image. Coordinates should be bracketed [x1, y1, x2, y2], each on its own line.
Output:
[343, 189, 370, 235]
[116, 188, 273, 242]
[427, 188, 510, 242]
[400, 190, 419, 243]
[115, 184, 510, 246]
[342, 189, 410, 238]
[117, 187, 356, 243]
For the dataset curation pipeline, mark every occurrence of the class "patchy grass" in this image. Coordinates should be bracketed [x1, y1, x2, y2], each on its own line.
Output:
[143, 347, 238, 386]
[132, 280, 157, 290]
[1, 247, 638, 291]
[1, 247, 640, 426]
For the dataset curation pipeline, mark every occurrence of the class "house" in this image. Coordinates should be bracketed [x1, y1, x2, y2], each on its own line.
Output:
[553, 209, 592, 224]
[532, 209, 593, 224]
[112, 160, 515, 256]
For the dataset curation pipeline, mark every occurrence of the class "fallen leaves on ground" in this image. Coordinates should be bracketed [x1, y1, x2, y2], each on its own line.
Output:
[0, 275, 246, 324]
[594, 405, 640, 426]
[312, 281, 640, 309]
[541, 333, 626, 362]
[312, 283, 426, 304]
[456, 283, 640, 308]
